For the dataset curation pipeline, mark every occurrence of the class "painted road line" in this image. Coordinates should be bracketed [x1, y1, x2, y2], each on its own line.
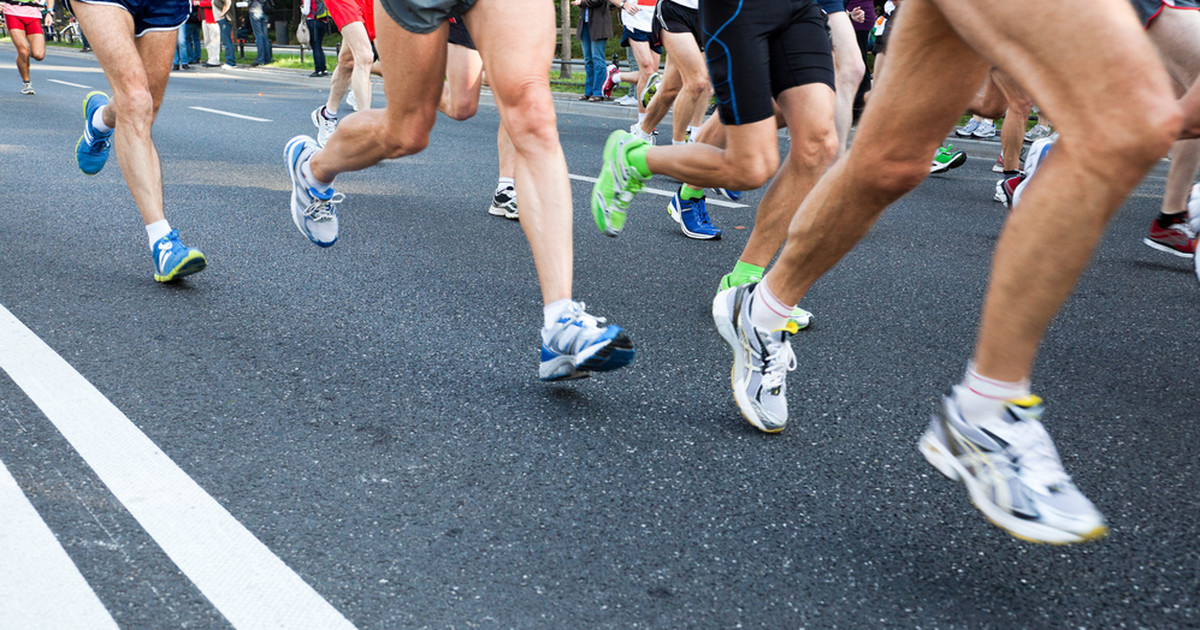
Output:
[188, 106, 272, 122]
[567, 173, 748, 208]
[47, 78, 93, 89]
[0, 305, 356, 630]
[0, 457, 119, 630]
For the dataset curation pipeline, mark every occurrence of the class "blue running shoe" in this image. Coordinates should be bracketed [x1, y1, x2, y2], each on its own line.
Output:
[285, 135, 342, 247]
[714, 188, 743, 202]
[76, 91, 112, 175]
[152, 229, 207, 282]
[540, 301, 634, 381]
[668, 188, 721, 240]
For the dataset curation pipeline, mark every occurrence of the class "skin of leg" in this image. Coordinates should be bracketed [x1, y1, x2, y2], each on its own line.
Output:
[310, 8, 447, 181]
[863, 50, 884, 105]
[11, 28, 31, 82]
[930, 0, 1180, 382]
[687, 81, 711, 129]
[469, 0, 573, 304]
[640, 56, 682, 133]
[72, 3, 176, 226]
[658, 30, 709, 142]
[1147, 8, 1200, 213]
[990, 69, 1032, 171]
[628, 39, 659, 114]
[829, 11, 866, 155]
[325, 43, 355, 112]
[965, 76, 1008, 119]
[735, 85, 839, 269]
[344, 23, 374, 110]
[497, 125, 515, 179]
[29, 31, 46, 61]
[439, 42, 483, 120]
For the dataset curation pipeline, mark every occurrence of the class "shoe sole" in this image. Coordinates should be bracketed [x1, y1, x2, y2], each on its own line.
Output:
[712, 289, 784, 434]
[1142, 238, 1195, 258]
[592, 131, 629, 237]
[154, 250, 207, 282]
[77, 91, 110, 175]
[310, 108, 333, 147]
[540, 331, 635, 381]
[668, 197, 721, 240]
[918, 427, 1108, 545]
[285, 135, 337, 247]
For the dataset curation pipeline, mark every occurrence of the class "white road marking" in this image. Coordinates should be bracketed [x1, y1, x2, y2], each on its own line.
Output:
[0, 304, 356, 630]
[0, 457, 119, 630]
[47, 78, 93, 89]
[188, 106, 272, 122]
[568, 173, 748, 208]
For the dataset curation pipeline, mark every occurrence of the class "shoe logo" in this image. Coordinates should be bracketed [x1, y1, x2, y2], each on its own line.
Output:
[157, 243, 173, 271]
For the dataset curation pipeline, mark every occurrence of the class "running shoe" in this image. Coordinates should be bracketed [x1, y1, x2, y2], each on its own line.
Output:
[991, 154, 1005, 173]
[667, 188, 721, 240]
[76, 91, 113, 175]
[311, 106, 338, 148]
[954, 119, 980, 137]
[712, 283, 799, 433]
[640, 71, 661, 109]
[718, 271, 813, 329]
[930, 145, 967, 174]
[629, 121, 654, 145]
[996, 173, 1024, 209]
[713, 188, 743, 201]
[1187, 183, 1200, 235]
[1142, 214, 1196, 258]
[540, 301, 634, 381]
[919, 392, 1108, 544]
[1011, 135, 1055, 208]
[346, 88, 357, 112]
[285, 135, 342, 247]
[20, 82, 34, 95]
[993, 179, 1007, 204]
[601, 64, 620, 98]
[1024, 124, 1052, 142]
[592, 129, 650, 237]
[151, 229, 207, 282]
[614, 94, 637, 106]
[488, 186, 519, 220]
[972, 120, 997, 138]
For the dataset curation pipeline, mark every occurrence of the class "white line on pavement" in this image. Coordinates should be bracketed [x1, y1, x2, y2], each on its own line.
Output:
[47, 78, 93, 89]
[0, 304, 356, 630]
[0, 457, 119, 630]
[188, 106, 272, 122]
[567, 173, 748, 208]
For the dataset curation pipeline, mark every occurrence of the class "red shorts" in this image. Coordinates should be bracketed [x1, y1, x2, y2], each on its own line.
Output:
[4, 13, 44, 36]
[326, 0, 375, 41]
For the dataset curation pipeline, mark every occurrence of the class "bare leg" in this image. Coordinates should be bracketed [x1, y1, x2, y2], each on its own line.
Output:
[829, 11, 866, 155]
[439, 41, 483, 120]
[627, 39, 659, 115]
[658, 30, 709, 143]
[991, 69, 1032, 171]
[325, 22, 373, 112]
[11, 29, 32, 82]
[639, 57, 681, 134]
[497, 125, 515, 180]
[1148, 8, 1200, 215]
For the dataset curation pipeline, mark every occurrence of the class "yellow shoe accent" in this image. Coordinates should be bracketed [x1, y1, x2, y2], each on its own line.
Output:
[154, 250, 207, 283]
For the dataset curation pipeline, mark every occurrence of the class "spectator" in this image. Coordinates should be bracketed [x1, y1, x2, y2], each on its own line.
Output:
[248, 0, 272, 66]
[199, 0, 220, 67]
[215, 0, 236, 68]
[174, 24, 190, 70]
[572, 0, 613, 102]
[185, 1, 203, 64]
[302, 0, 330, 77]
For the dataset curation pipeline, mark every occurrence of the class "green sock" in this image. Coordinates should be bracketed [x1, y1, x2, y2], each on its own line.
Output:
[625, 143, 653, 179]
[680, 184, 705, 200]
[730, 260, 765, 284]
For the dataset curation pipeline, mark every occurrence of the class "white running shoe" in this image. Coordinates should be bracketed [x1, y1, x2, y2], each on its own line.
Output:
[488, 186, 518, 220]
[993, 179, 1007, 203]
[311, 106, 338, 148]
[1024, 124, 1052, 142]
[1012, 135, 1056, 208]
[919, 392, 1108, 544]
[614, 94, 637, 106]
[539, 301, 634, 381]
[972, 120, 997, 138]
[712, 284, 799, 433]
[284, 135, 342, 247]
[20, 82, 34, 95]
[345, 88, 357, 112]
[629, 121, 654, 145]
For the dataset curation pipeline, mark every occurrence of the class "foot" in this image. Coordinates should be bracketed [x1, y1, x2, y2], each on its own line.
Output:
[488, 186, 519, 220]
[991, 154, 1005, 173]
[1024, 124, 1052, 142]
[718, 271, 812, 329]
[919, 393, 1108, 544]
[668, 188, 721, 240]
[1011, 136, 1055, 208]
[614, 94, 637, 106]
[76, 91, 113, 175]
[20, 82, 34, 95]
[930, 145, 967, 174]
[591, 130, 649, 237]
[284, 135, 342, 247]
[1142, 214, 1196, 258]
[628, 121, 654, 145]
[540, 301, 635, 381]
[221, 63, 235, 69]
[954, 119, 980, 137]
[310, 106, 338, 147]
[152, 229, 207, 282]
[712, 283, 799, 433]
[601, 64, 619, 97]
[346, 89, 358, 111]
[640, 71, 661, 108]
[972, 120, 997, 138]
[713, 188, 743, 201]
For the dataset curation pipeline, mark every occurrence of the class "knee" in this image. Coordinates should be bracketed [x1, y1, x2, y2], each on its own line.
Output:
[789, 124, 839, 172]
[681, 77, 709, 100]
[728, 151, 780, 191]
[1099, 102, 1182, 170]
[31, 49, 45, 62]
[352, 43, 373, 67]
[444, 99, 478, 121]
[380, 115, 433, 159]
[114, 89, 155, 128]
[15, 42, 29, 57]
[496, 87, 558, 148]
[853, 152, 928, 197]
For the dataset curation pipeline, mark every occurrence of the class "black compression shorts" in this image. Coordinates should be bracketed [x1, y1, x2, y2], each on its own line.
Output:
[448, 15, 474, 49]
[652, 0, 703, 50]
[703, 0, 834, 125]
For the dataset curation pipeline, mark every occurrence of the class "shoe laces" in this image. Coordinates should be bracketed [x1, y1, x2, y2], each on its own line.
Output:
[1002, 409, 1071, 489]
[306, 191, 344, 222]
[752, 328, 796, 393]
[694, 199, 713, 227]
[566, 301, 606, 329]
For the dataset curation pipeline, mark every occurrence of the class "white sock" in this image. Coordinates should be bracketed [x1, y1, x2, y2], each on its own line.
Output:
[496, 177, 515, 194]
[982, 118, 994, 125]
[687, 125, 699, 138]
[323, 104, 338, 118]
[301, 159, 333, 193]
[543, 298, 573, 331]
[92, 106, 112, 133]
[672, 139, 687, 146]
[747, 279, 794, 332]
[953, 363, 1030, 424]
[637, 112, 646, 124]
[146, 220, 172, 249]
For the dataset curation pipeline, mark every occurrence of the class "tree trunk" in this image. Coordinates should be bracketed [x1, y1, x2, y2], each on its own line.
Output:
[559, 0, 571, 79]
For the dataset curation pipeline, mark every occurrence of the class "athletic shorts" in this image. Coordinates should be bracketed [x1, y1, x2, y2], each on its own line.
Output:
[652, 0, 703, 50]
[3, 12, 44, 35]
[378, 0, 477, 35]
[816, 0, 845, 13]
[1130, 0, 1200, 27]
[326, 0, 375, 40]
[703, 0, 834, 126]
[448, 15, 474, 50]
[71, 0, 188, 37]
[621, 26, 662, 53]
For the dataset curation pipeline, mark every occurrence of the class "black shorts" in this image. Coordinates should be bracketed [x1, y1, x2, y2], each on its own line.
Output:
[448, 15, 474, 49]
[816, 0, 845, 13]
[703, 0, 834, 125]
[1130, 0, 1200, 27]
[652, 0, 703, 50]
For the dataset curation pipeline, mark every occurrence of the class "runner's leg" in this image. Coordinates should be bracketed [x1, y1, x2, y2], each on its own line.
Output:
[829, 10, 865, 155]
[11, 27, 32, 83]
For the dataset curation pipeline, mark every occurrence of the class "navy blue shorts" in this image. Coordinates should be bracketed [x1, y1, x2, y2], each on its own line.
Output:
[816, 0, 845, 13]
[72, 0, 188, 37]
[621, 26, 662, 53]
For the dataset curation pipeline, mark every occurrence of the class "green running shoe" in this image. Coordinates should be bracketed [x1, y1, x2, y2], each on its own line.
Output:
[592, 129, 649, 237]
[930, 144, 967, 174]
[717, 271, 813, 329]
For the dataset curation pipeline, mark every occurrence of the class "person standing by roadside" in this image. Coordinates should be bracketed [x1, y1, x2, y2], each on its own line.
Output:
[248, 0, 272, 66]
[199, 0, 220, 67]
[302, 0, 330, 77]
[215, 0, 236, 68]
[2, 0, 54, 94]
[184, 0, 203, 64]
[573, 0, 612, 102]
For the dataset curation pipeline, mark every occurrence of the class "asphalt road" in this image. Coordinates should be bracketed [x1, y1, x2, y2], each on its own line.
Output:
[1, 44, 1198, 629]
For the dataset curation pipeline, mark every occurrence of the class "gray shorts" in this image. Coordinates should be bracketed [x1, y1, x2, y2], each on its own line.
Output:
[1130, 0, 1200, 27]
[378, 0, 478, 34]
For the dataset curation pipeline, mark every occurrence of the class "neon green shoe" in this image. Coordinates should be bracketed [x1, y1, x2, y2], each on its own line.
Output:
[930, 144, 967, 174]
[717, 271, 813, 329]
[592, 129, 649, 237]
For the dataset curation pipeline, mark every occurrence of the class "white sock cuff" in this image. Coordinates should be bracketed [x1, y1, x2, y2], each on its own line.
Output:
[92, 106, 112, 133]
[543, 298, 573, 330]
[961, 362, 1030, 401]
[497, 177, 515, 192]
[301, 159, 333, 192]
[748, 279, 794, 332]
[146, 220, 172, 249]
